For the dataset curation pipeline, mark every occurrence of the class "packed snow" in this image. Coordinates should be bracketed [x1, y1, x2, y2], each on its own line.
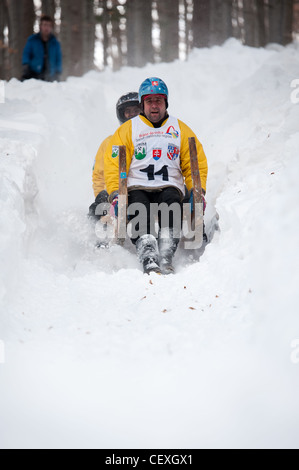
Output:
[0, 39, 299, 449]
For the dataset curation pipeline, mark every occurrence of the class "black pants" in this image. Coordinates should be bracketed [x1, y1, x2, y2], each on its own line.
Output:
[21, 68, 59, 83]
[128, 187, 183, 244]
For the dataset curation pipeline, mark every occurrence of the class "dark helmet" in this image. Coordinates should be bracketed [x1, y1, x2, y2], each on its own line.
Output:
[116, 92, 140, 124]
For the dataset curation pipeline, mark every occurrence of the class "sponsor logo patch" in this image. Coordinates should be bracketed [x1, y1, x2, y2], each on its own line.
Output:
[112, 146, 119, 159]
[166, 126, 179, 139]
[167, 144, 180, 161]
[135, 143, 147, 160]
[153, 148, 162, 161]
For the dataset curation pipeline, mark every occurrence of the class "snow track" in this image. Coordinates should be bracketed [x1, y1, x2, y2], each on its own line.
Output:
[0, 40, 299, 448]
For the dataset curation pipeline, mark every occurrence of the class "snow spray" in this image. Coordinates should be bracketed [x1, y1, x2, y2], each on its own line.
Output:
[0, 81, 5, 104]
[0, 340, 5, 364]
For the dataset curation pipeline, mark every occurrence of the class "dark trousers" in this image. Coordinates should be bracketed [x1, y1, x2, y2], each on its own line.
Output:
[128, 187, 183, 244]
[21, 66, 59, 82]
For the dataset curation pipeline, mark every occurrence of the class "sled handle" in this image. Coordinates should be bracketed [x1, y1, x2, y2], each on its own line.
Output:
[187, 138, 204, 248]
[118, 146, 128, 242]
[189, 137, 203, 205]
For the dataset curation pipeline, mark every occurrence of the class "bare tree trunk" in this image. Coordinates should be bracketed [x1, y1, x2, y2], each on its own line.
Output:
[157, 0, 179, 62]
[223, 0, 233, 39]
[99, 0, 109, 67]
[210, 0, 233, 46]
[110, 0, 122, 71]
[184, 0, 193, 55]
[294, 2, 299, 36]
[281, 0, 294, 45]
[243, 0, 259, 46]
[231, 0, 243, 42]
[6, 0, 17, 78]
[41, 0, 56, 18]
[98, 1, 123, 71]
[236, 0, 267, 47]
[60, 0, 81, 77]
[257, 0, 267, 46]
[268, 0, 283, 43]
[0, 0, 8, 79]
[126, 0, 153, 67]
[193, 0, 211, 48]
[82, 0, 96, 73]
[267, 0, 294, 44]
[5, 0, 35, 79]
[60, 0, 95, 78]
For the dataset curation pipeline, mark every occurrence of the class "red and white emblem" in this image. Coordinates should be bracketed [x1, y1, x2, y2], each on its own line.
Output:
[153, 149, 162, 161]
[167, 144, 180, 161]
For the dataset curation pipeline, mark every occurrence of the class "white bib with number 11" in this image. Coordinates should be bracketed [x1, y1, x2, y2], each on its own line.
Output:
[128, 115, 185, 195]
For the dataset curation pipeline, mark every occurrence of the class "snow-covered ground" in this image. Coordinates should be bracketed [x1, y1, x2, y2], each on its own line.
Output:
[0, 39, 299, 449]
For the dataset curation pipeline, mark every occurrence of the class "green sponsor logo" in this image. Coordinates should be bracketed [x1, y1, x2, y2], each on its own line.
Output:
[112, 146, 119, 159]
[135, 143, 147, 160]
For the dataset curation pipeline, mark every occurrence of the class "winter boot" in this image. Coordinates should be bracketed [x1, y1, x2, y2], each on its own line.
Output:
[136, 234, 161, 275]
[158, 229, 179, 275]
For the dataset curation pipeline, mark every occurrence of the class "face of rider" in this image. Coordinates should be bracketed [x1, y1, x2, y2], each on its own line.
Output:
[124, 105, 141, 121]
[143, 95, 167, 123]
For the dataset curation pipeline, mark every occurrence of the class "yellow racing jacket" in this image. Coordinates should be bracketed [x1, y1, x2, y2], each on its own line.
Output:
[104, 115, 208, 197]
[92, 135, 112, 197]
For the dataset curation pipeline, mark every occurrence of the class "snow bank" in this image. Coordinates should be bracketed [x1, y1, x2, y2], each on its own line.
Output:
[0, 140, 36, 302]
[0, 39, 299, 449]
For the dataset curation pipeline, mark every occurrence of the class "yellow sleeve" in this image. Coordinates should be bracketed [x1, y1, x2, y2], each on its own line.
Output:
[92, 136, 112, 197]
[178, 119, 208, 193]
[104, 120, 135, 196]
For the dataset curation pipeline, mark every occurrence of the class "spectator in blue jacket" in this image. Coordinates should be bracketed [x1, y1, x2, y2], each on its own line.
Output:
[22, 15, 62, 82]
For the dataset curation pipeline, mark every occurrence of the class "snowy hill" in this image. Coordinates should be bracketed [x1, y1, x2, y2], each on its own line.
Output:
[0, 39, 299, 449]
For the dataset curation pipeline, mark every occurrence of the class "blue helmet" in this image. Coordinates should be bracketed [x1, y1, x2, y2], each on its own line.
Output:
[138, 77, 169, 108]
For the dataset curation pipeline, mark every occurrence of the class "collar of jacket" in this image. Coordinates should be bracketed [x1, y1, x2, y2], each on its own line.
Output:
[140, 113, 169, 129]
[37, 32, 55, 42]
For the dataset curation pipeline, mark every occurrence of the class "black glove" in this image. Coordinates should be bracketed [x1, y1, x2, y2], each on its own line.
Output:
[21, 64, 31, 81]
[88, 190, 109, 220]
